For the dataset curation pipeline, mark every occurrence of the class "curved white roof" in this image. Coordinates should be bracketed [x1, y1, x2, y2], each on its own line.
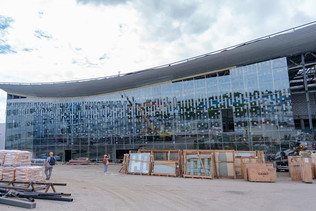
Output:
[1, 22, 316, 98]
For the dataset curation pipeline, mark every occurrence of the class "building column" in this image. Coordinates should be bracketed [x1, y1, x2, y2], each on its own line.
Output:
[301, 54, 313, 129]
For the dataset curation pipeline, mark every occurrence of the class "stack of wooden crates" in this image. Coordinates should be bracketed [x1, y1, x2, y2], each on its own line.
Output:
[288, 152, 316, 183]
[121, 149, 276, 182]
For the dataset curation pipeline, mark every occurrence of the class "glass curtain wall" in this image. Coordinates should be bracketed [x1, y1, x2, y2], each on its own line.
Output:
[5, 58, 295, 161]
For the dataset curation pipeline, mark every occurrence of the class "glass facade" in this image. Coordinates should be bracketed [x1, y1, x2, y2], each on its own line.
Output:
[5, 58, 297, 161]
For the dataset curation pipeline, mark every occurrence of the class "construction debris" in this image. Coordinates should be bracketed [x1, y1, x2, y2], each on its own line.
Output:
[0, 186, 73, 209]
[67, 158, 91, 165]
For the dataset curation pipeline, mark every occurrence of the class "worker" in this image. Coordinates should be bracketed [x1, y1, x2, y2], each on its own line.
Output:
[103, 154, 110, 175]
[45, 152, 56, 180]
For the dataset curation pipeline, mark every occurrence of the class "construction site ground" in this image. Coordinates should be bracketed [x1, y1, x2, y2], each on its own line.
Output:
[2, 163, 315, 211]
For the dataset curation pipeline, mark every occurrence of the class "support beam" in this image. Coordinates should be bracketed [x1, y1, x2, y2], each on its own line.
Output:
[301, 54, 313, 130]
[0, 197, 36, 209]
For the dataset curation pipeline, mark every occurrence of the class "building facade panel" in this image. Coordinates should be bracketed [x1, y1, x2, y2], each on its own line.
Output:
[5, 57, 301, 161]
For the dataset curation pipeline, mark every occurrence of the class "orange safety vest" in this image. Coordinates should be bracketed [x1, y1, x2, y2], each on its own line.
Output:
[103, 159, 109, 165]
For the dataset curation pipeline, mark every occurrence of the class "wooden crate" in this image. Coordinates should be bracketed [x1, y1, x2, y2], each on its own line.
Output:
[151, 161, 177, 177]
[182, 150, 214, 179]
[127, 153, 152, 175]
[300, 157, 313, 183]
[243, 163, 273, 181]
[234, 151, 257, 179]
[312, 153, 316, 179]
[138, 149, 182, 177]
[214, 150, 236, 179]
[288, 156, 302, 181]
[248, 167, 276, 182]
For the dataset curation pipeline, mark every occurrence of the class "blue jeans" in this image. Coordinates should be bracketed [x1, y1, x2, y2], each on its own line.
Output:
[104, 165, 108, 172]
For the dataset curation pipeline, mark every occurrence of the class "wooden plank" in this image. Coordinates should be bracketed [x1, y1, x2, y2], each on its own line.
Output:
[151, 173, 177, 177]
[183, 175, 213, 179]
[197, 151, 207, 176]
[256, 151, 265, 163]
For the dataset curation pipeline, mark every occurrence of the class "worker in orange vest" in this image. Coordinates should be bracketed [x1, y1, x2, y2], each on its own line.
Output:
[45, 152, 56, 180]
[103, 154, 110, 175]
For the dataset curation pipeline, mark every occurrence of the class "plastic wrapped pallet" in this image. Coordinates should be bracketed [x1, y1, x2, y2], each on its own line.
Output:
[0, 150, 7, 165]
[3, 150, 21, 166]
[15, 166, 44, 182]
[28, 166, 44, 182]
[3, 150, 32, 166]
[17, 151, 32, 166]
[0, 166, 3, 180]
[2, 166, 16, 181]
[15, 166, 29, 182]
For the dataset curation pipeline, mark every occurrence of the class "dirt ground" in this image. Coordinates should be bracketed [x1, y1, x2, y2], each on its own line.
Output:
[1, 163, 315, 211]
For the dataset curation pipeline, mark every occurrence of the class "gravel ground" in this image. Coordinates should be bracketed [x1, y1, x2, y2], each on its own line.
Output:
[1, 163, 315, 211]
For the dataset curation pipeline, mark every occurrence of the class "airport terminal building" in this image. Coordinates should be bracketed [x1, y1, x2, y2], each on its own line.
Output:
[1, 23, 316, 162]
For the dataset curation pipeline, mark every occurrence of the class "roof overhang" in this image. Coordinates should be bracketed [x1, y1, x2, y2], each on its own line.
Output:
[1, 23, 316, 98]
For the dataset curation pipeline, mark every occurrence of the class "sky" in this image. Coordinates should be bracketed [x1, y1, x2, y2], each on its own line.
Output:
[0, 0, 316, 123]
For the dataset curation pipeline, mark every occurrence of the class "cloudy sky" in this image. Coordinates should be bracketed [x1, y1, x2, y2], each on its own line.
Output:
[0, 0, 316, 123]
